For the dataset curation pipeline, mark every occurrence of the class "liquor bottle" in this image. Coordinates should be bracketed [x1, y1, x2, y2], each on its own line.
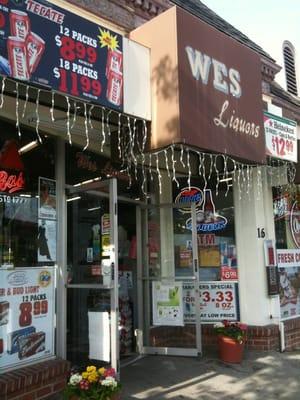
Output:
[202, 189, 215, 223]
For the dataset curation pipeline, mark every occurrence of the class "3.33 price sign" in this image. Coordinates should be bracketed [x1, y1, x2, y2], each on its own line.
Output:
[199, 282, 238, 321]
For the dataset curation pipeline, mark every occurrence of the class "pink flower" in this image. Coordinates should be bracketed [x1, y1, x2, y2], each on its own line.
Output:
[239, 323, 247, 331]
[104, 368, 116, 378]
[79, 379, 90, 391]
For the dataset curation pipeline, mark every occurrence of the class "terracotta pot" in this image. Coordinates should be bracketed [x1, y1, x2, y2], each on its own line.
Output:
[217, 335, 244, 363]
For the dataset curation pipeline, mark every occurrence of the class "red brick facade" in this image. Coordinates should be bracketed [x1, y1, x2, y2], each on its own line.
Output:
[150, 320, 300, 352]
[0, 358, 70, 400]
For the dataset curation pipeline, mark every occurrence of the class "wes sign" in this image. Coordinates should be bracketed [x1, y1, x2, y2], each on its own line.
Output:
[177, 8, 265, 163]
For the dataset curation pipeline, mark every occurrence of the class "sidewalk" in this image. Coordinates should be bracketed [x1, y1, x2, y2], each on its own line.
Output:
[120, 350, 300, 400]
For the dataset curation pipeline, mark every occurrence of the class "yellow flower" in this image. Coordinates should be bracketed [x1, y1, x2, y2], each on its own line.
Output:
[86, 366, 96, 373]
[82, 372, 89, 379]
[98, 367, 105, 375]
[87, 372, 98, 383]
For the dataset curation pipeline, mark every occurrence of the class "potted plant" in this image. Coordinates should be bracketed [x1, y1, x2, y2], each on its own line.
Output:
[64, 365, 121, 400]
[214, 320, 247, 363]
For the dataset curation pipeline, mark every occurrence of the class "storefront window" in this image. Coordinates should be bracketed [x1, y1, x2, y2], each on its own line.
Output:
[273, 187, 300, 319]
[0, 125, 56, 268]
[173, 179, 237, 282]
[0, 123, 56, 372]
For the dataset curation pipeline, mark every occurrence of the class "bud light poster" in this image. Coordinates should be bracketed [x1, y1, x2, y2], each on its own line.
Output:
[0, 267, 55, 372]
[0, 0, 123, 110]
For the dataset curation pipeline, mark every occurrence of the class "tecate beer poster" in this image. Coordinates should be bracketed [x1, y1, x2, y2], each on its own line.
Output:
[0, 0, 123, 110]
[152, 282, 184, 326]
[0, 267, 55, 371]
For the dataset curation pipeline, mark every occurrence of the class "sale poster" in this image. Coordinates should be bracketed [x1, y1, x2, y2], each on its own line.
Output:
[0, 0, 123, 110]
[152, 282, 184, 326]
[182, 281, 239, 322]
[38, 177, 56, 220]
[277, 249, 300, 319]
[0, 268, 55, 372]
[37, 219, 56, 262]
[264, 112, 297, 162]
[278, 267, 300, 319]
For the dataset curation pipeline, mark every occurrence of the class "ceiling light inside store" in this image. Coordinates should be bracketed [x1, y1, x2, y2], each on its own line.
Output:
[88, 206, 101, 212]
[66, 196, 81, 202]
[18, 140, 39, 154]
[20, 194, 31, 197]
[219, 177, 232, 183]
[73, 177, 102, 187]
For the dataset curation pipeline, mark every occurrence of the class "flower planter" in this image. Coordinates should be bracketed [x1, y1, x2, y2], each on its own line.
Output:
[217, 335, 245, 363]
[70, 394, 121, 400]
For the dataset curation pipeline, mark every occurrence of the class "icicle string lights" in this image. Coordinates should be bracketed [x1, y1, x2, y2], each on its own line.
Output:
[71, 101, 77, 129]
[50, 91, 55, 122]
[88, 105, 94, 130]
[35, 89, 42, 143]
[0, 77, 6, 109]
[15, 82, 21, 138]
[101, 107, 105, 152]
[0, 75, 295, 202]
[66, 96, 72, 145]
[22, 85, 29, 118]
[83, 102, 89, 151]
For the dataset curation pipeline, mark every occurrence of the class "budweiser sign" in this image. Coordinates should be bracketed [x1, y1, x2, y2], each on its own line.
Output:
[0, 171, 25, 193]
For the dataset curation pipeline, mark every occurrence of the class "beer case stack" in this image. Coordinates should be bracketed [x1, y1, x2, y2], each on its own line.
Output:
[8, 10, 45, 80]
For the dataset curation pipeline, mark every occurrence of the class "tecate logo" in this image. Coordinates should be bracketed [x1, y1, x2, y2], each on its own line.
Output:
[7, 271, 28, 286]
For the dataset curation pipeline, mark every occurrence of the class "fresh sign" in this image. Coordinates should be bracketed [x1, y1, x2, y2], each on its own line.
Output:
[264, 112, 297, 162]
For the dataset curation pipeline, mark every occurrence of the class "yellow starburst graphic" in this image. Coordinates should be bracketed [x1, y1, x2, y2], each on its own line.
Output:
[98, 28, 119, 50]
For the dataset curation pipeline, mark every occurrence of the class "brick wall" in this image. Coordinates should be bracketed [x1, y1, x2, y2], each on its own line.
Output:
[0, 358, 70, 400]
[67, 0, 170, 32]
[283, 317, 300, 350]
[150, 324, 281, 352]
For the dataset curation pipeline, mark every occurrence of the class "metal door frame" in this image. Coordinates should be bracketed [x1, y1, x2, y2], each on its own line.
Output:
[65, 178, 119, 374]
[138, 202, 202, 357]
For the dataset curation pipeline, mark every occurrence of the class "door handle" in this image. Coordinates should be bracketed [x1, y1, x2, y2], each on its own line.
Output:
[194, 259, 198, 273]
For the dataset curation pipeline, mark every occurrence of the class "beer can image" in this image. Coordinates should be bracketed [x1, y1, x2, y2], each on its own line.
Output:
[26, 32, 45, 73]
[0, 301, 9, 326]
[106, 70, 123, 106]
[18, 331, 46, 359]
[9, 10, 30, 40]
[106, 49, 123, 77]
[7, 36, 30, 80]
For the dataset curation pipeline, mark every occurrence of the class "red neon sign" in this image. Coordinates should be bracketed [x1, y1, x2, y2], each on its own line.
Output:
[0, 171, 25, 193]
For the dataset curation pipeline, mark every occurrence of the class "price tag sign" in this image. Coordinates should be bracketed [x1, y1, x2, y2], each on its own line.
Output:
[199, 282, 238, 321]
[183, 281, 239, 322]
[0, 1, 123, 110]
[264, 112, 297, 162]
[0, 268, 55, 372]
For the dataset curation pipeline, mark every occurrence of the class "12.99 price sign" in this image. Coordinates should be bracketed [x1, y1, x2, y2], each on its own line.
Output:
[264, 112, 297, 162]
[0, 0, 123, 110]
[0, 268, 55, 372]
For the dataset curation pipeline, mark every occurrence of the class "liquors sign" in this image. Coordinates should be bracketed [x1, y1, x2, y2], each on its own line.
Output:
[177, 8, 265, 163]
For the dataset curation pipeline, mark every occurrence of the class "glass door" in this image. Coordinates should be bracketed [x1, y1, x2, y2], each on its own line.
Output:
[66, 179, 119, 373]
[140, 203, 201, 356]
